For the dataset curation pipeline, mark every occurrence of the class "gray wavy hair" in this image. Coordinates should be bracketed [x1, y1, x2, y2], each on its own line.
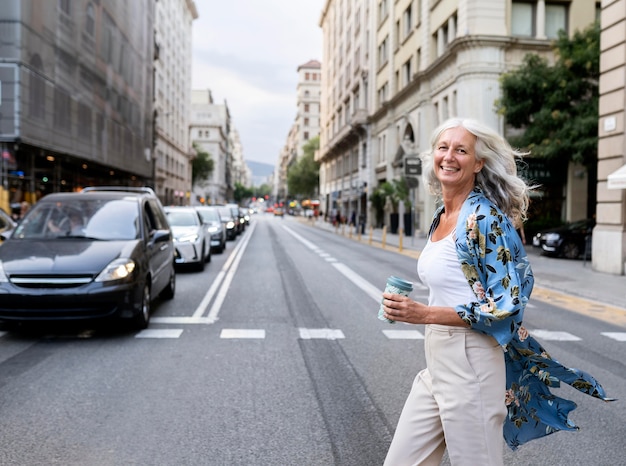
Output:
[421, 117, 532, 224]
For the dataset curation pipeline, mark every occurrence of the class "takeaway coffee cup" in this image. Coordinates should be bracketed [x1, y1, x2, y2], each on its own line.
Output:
[378, 276, 413, 323]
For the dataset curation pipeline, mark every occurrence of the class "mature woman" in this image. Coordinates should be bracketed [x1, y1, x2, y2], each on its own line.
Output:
[381, 118, 611, 465]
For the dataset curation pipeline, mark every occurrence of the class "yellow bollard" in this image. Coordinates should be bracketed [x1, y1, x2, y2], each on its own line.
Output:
[381, 225, 387, 248]
[398, 228, 403, 252]
[368, 226, 373, 245]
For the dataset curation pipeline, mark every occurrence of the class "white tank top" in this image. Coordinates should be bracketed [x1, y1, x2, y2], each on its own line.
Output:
[417, 232, 477, 307]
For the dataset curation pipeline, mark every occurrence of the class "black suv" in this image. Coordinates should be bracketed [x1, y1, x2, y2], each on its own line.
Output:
[0, 186, 175, 330]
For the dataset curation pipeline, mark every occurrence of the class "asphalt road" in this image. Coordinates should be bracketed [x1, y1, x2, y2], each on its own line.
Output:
[0, 214, 623, 465]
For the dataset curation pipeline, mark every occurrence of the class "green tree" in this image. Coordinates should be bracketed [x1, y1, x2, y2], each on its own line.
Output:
[496, 21, 600, 168]
[287, 136, 320, 198]
[233, 182, 253, 204]
[192, 143, 214, 185]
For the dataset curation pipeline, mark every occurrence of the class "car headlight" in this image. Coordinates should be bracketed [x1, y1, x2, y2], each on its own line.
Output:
[207, 226, 219, 233]
[0, 262, 8, 282]
[544, 233, 561, 241]
[226, 221, 235, 229]
[95, 258, 136, 282]
[177, 234, 199, 243]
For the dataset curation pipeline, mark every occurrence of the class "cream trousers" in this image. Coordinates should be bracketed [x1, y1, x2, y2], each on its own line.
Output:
[384, 324, 507, 466]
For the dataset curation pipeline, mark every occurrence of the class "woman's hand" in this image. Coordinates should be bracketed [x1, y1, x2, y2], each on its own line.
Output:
[382, 292, 431, 325]
[382, 293, 470, 327]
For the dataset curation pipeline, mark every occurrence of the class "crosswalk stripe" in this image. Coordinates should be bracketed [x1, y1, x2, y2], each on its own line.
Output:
[299, 328, 345, 340]
[601, 332, 626, 342]
[135, 329, 183, 339]
[383, 329, 424, 339]
[529, 330, 581, 341]
[220, 329, 266, 339]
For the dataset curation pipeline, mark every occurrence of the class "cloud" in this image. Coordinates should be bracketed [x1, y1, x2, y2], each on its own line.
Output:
[192, 0, 323, 166]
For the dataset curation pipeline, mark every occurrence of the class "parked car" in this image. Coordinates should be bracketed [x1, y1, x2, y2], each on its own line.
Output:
[195, 205, 227, 253]
[227, 203, 246, 234]
[164, 206, 211, 270]
[215, 205, 238, 240]
[0, 208, 17, 243]
[0, 187, 176, 329]
[532, 218, 595, 259]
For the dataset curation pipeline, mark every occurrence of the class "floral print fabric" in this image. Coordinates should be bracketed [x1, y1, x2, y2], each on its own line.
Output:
[433, 188, 614, 450]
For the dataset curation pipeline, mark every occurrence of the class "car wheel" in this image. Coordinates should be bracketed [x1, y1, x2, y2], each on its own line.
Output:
[160, 269, 175, 300]
[561, 242, 580, 259]
[133, 282, 151, 330]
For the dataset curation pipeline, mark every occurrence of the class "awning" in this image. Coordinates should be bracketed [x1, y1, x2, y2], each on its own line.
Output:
[607, 164, 626, 189]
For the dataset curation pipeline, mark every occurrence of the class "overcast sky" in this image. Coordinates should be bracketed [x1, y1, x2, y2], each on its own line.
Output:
[191, 0, 324, 167]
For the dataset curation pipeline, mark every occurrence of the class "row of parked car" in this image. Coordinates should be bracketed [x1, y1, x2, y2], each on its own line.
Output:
[0, 187, 250, 331]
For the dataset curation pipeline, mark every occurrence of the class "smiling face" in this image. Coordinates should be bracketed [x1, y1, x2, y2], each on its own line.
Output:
[433, 126, 484, 193]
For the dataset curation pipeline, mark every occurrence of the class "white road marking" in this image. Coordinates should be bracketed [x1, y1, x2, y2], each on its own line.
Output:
[299, 328, 345, 340]
[325, 257, 338, 262]
[529, 330, 582, 341]
[332, 262, 382, 302]
[192, 226, 254, 318]
[151, 316, 212, 324]
[220, 329, 265, 339]
[383, 329, 425, 339]
[135, 329, 183, 338]
[601, 332, 626, 342]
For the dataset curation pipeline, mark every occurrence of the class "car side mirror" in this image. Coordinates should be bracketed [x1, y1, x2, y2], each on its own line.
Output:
[152, 229, 171, 243]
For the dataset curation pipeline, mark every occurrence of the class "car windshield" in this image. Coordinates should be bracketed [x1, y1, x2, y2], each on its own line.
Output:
[217, 207, 232, 219]
[197, 209, 220, 222]
[13, 199, 140, 240]
[166, 211, 200, 227]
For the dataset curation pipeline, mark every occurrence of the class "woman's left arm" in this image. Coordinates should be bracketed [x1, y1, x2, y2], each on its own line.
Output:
[454, 206, 533, 345]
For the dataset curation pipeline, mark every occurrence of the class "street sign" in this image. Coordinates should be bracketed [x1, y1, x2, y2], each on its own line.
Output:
[405, 156, 421, 176]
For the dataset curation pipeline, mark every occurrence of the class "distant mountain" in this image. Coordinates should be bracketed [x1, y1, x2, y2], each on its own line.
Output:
[246, 160, 275, 186]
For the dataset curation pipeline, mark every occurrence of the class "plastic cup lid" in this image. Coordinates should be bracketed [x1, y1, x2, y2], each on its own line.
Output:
[387, 276, 413, 291]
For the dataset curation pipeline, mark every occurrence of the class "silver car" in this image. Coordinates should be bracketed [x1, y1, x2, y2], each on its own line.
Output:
[164, 206, 211, 270]
[195, 206, 227, 253]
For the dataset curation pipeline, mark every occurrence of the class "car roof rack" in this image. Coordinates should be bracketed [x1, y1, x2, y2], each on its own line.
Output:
[82, 186, 156, 195]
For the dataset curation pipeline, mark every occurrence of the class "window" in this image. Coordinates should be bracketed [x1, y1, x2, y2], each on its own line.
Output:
[304, 103, 310, 112]
[545, 3, 567, 39]
[304, 118, 309, 126]
[511, 2, 534, 37]
[402, 58, 412, 87]
[378, 0, 389, 24]
[304, 132, 309, 140]
[403, 5, 413, 39]
[85, 3, 95, 36]
[378, 36, 389, 66]
[305, 72, 310, 80]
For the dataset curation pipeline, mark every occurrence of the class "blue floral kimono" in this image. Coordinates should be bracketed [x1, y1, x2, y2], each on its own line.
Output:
[432, 187, 614, 450]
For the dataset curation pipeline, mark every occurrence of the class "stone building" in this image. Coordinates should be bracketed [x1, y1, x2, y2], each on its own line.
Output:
[0, 0, 156, 212]
[276, 60, 322, 203]
[597, 0, 626, 275]
[153, 0, 198, 206]
[318, 0, 599, 235]
[190, 89, 233, 205]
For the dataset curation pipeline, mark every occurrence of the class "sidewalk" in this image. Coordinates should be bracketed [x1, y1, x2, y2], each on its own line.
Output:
[303, 217, 626, 316]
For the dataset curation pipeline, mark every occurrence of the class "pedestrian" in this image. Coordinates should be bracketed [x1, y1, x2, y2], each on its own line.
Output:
[381, 117, 612, 465]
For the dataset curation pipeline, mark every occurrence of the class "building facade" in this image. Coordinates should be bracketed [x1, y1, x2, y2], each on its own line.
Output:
[153, 0, 198, 206]
[319, 0, 599, 235]
[190, 89, 233, 205]
[277, 60, 322, 203]
[597, 0, 626, 274]
[0, 0, 156, 213]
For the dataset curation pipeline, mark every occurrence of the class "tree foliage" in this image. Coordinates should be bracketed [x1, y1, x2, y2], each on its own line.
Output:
[496, 21, 599, 168]
[233, 182, 253, 203]
[287, 136, 320, 198]
[192, 143, 215, 185]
